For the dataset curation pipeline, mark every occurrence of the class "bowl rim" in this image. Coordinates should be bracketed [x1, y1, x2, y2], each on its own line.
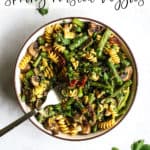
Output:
[14, 16, 138, 141]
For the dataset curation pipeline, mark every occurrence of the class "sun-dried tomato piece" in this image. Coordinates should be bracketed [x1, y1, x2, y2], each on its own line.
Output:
[69, 79, 79, 87]
[77, 76, 88, 87]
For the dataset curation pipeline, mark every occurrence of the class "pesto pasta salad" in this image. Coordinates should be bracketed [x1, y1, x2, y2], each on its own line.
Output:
[19, 18, 134, 136]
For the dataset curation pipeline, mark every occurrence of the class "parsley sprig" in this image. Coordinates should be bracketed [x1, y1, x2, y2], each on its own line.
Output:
[37, 8, 48, 16]
[112, 140, 150, 150]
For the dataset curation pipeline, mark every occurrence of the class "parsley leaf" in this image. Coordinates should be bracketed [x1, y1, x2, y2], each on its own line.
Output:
[112, 140, 150, 150]
[140, 144, 150, 150]
[37, 8, 48, 16]
[131, 140, 145, 150]
[112, 147, 119, 150]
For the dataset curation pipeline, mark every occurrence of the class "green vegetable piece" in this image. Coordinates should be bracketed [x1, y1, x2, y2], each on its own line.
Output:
[112, 147, 119, 150]
[53, 104, 62, 113]
[66, 98, 74, 106]
[104, 72, 109, 82]
[88, 93, 96, 104]
[72, 18, 84, 28]
[41, 52, 47, 57]
[36, 113, 45, 123]
[75, 26, 82, 32]
[108, 61, 123, 85]
[37, 8, 48, 16]
[78, 87, 83, 98]
[45, 106, 56, 117]
[111, 140, 150, 150]
[69, 34, 88, 51]
[117, 87, 130, 111]
[63, 50, 70, 60]
[92, 124, 98, 133]
[90, 81, 112, 90]
[63, 110, 72, 117]
[33, 55, 42, 67]
[97, 28, 112, 57]
[140, 144, 150, 150]
[131, 140, 145, 150]
[80, 38, 93, 50]
[26, 70, 34, 78]
[122, 59, 131, 67]
[62, 38, 71, 45]
[74, 101, 84, 110]
[54, 32, 62, 42]
[111, 80, 132, 97]
[93, 32, 98, 39]
[37, 36, 45, 45]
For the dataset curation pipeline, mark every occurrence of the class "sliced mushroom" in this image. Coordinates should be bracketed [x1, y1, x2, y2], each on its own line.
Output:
[88, 22, 104, 36]
[44, 118, 59, 135]
[31, 76, 40, 87]
[28, 42, 39, 57]
[35, 99, 43, 109]
[81, 123, 91, 135]
[121, 66, 133, 81]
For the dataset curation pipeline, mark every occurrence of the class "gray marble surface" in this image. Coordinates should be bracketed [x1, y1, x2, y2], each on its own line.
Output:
[0, 4, 150, 150]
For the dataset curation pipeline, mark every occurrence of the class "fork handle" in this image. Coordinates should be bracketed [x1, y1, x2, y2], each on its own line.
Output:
[0, 110, 35, 137]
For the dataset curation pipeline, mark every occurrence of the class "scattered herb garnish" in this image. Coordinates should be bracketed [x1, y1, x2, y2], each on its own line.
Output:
[37, 8, 48, 16]
[112, 140, 150, 150]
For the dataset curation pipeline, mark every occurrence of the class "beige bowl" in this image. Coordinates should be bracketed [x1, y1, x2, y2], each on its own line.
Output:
[14, 17, 138, 141]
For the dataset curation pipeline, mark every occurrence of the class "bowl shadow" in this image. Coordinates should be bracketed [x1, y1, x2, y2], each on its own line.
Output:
[0, 23, 42, 108]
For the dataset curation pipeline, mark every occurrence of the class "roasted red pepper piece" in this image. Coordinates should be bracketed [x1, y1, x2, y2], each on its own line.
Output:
[77, 76, 88, 87]
[69, 79, 79, 87]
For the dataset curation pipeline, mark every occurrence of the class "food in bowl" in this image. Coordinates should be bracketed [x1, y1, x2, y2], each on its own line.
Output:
[18, 18, 136, 137]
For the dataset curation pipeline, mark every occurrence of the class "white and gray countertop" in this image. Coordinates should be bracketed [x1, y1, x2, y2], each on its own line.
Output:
[0, 2, 150, 149]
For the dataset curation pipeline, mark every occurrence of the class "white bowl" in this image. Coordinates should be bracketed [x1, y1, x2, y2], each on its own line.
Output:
[14, 17, 138, 141]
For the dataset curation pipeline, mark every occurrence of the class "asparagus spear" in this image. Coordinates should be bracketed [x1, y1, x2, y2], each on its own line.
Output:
[69, 34, 88, 51]
[111, 80, 132, 97]
[108, 61, 123, 85]
[33, 55, 42, 67]
[97, 28, 112, 57]
[117, 87, 130, 111]
[72, 18, 85, 28]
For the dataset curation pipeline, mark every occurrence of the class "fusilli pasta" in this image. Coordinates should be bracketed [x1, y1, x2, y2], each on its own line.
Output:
[98, 119, 115, 130]
[19, 54, 31, 70]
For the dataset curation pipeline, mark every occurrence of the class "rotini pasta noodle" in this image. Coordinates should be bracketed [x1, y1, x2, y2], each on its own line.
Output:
[56, 115, 70, 134]
[53, 23, 62, 32]
[44, 25, 54, 44]
[42, 58, 48, 67]
[39, 45, 47, 52]
[53, 43, 66, 53]
[82, 49, 97, 63]
[19, 53, 31, 70]
[63, 24, 75, 39]
[108, 49, 120, 64]
[89, 72, 99, 81]
[43, 65, 54, 79]
[48, 51, 59, 63]
[68, 89, 78, 97]
[82, 53, 97, 63]
[70, 57, 79, 70]
[98, 119, 115, 130]
[32, 83, 47, 98]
